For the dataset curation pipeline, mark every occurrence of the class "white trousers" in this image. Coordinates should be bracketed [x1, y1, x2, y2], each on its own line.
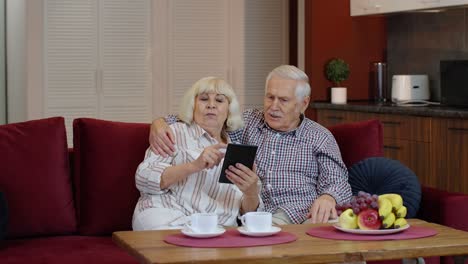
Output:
[132, 207, 187, 230]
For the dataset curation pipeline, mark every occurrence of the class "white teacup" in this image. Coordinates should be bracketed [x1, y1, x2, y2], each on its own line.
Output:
[186, 213, 218, 233]
[240, 212, 272, 232]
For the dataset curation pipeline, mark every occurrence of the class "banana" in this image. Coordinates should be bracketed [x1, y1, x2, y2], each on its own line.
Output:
[381, 212, 396, 229]
[379, 193, 403, 211]
[377, 197, 392, 219]
[394, 218, 408, 229]
[395, 206, 407, 218]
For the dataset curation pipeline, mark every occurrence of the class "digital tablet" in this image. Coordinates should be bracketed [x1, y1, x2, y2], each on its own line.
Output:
[219, 143, 258, 184]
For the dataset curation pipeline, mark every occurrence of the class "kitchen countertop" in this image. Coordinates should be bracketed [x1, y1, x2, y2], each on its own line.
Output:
[311, 101, 468, 119]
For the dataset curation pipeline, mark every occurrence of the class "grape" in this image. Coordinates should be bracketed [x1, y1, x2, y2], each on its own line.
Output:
[344, 192, 381, 215]
[358, 197, 366, 204]
[358, 191, 366, 197]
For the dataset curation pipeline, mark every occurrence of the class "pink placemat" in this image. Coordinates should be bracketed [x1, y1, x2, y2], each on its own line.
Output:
[164, 229, 297, 248]
[307, 226, 438, 241]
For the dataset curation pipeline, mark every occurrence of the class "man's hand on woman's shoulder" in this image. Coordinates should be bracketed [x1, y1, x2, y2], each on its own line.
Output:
[149, 118, 176, 157]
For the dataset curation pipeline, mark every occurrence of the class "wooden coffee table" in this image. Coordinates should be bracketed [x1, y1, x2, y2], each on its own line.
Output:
[113, 219, 468, 264]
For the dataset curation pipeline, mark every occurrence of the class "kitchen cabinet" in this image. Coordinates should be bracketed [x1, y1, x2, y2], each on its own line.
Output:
[432, 118, 468, 194]
[316, 110, 358, 127]
[351, 0, 425, 16]
[350, 0, 468, 16]
[317, 109, 436, 192]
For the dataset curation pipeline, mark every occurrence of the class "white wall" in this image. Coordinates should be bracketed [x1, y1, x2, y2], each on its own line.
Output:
[6, 0, 26, 123]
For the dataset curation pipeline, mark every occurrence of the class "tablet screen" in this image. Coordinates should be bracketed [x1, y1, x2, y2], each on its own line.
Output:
[219, 143, 258, 184]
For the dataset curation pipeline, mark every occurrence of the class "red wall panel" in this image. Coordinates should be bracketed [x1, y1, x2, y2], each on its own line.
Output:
[304, 1, 387, 119]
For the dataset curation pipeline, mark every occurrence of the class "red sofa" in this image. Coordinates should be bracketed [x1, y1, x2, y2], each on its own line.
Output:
[0, 117, 467, 264]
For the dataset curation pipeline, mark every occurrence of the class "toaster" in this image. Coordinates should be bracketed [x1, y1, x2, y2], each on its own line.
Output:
[391, 75, 430, 103]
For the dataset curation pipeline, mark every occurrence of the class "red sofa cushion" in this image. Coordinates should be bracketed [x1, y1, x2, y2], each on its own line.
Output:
[418, 186, 468, 232]
[328, 119, 384, 167]
[0, 236, 137, 264]
[0, 117, 76, 238]
[73, 118, 149, 235]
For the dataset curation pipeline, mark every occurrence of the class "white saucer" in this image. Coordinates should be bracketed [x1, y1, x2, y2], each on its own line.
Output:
[237, 226, 282, 237]
[333, 224, 410, 235]
[181, 226, 226, 238]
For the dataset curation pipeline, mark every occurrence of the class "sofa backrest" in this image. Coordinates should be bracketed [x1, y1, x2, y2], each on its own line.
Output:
[70, 118, 383, 235]
[0, 117, 77, 238]
[73, 118, 150, 235]
[0, 116, 383, 238]
[327, 119, 384, 167]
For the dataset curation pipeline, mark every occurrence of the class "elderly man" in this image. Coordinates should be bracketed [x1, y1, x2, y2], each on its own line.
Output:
[150, 65, 352, 225]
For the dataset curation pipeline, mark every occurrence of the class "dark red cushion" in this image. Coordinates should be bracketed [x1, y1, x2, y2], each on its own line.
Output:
[0, 117, 76, 238]
[328, 119, 384, 167]
[0, 236, 137, 264]
[418, 187, 468, 264]
[418, 186, 468, 232]
[73, 118, 149, 235]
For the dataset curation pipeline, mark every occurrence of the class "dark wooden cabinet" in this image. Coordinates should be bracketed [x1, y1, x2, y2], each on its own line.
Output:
[432, 118, 468, 194]
[316, 110, 357, 126]
[317, 109, 432, 189]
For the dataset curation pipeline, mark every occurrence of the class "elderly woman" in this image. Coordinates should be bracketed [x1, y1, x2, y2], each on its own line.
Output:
[132, 77, 260, 230]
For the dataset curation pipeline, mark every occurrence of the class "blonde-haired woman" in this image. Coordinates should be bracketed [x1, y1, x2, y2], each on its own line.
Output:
[133, 77, 260, 230]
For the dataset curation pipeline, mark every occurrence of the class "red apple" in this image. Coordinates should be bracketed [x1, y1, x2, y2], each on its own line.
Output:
[357, 209, 382, 230]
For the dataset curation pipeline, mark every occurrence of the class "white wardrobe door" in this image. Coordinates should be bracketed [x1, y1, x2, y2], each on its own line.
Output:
[154, 0, 288, 115]
[45, 0, 152, 145]
[45, 0, 98, 144]
[100, 0, 152, 123]
[243, 0, 289, 110]
[167, 0, 229, 114]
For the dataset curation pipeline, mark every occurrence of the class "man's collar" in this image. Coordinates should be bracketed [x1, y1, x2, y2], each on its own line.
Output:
[258, 113, 306, 137]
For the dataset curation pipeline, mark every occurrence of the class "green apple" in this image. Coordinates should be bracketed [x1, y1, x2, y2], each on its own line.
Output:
[339, 208, 358, 229]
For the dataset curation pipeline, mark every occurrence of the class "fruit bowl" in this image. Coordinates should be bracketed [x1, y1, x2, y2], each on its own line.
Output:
[336, 191, 409, 231]
[333, 223, 410, 235]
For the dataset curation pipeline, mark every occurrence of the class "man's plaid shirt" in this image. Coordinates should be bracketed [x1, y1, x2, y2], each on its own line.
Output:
[229, 109, 352, 224]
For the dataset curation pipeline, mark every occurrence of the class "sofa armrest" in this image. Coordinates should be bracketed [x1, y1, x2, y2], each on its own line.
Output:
[418, 186, 468, 232]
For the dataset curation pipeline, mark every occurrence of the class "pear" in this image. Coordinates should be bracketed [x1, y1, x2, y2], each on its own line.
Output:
[339, 208, 358, 229]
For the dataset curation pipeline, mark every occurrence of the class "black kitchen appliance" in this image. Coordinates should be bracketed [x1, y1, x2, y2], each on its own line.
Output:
[440, 60, 468, 107]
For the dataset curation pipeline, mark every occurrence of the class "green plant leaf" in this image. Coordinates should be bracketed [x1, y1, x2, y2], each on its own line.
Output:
[325, 58, 350, 86]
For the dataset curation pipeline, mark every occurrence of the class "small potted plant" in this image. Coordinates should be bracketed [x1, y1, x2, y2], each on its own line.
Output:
[325, 58, 350, 104]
